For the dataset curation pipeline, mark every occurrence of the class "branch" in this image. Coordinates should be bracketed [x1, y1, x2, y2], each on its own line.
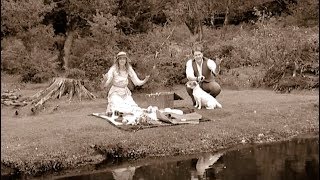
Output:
[154, 27, 176, 60]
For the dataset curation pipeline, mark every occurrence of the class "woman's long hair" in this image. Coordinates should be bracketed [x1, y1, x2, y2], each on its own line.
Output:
[113, 55, 132, 74]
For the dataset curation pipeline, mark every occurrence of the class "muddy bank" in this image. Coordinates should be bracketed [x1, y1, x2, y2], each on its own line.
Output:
[1, 84, 319, 177]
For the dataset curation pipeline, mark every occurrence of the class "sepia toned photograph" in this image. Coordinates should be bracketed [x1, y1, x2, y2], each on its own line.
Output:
[1, 0, 318, 179]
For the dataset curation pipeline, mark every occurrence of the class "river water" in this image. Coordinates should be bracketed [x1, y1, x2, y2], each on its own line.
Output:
[53, 137, 318, 180]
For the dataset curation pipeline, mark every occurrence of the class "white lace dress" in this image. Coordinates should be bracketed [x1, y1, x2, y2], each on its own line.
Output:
[104, 66, 145, 114]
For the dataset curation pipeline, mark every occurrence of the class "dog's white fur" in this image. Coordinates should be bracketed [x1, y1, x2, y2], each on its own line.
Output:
[186, 81, 222, 109]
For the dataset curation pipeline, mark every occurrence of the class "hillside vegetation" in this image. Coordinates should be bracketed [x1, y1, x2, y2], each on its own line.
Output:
[1, 0, 318, 93]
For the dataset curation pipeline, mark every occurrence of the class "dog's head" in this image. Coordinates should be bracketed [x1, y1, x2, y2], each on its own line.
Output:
[186, 81, 199, 89]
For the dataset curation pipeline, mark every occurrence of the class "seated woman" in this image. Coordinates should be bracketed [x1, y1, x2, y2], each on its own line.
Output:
[102, 51, 150, 115]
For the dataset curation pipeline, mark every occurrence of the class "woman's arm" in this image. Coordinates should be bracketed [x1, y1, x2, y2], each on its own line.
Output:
[128, 66, 149, 86]
[102, 66, 115, 88]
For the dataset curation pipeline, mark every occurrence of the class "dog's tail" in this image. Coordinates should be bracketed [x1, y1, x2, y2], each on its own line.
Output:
[213, 98, 222, 108]
[216, 101, 222, 108]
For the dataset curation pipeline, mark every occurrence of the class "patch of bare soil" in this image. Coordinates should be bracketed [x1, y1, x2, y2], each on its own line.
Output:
[219, 66, 266, 90]
[1, 75, 319, 178]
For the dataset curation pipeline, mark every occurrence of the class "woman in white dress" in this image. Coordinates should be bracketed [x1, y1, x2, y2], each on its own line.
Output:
[102, 51, 150, 114]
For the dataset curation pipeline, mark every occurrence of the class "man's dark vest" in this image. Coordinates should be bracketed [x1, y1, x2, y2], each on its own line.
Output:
[192, 57, 215, 82]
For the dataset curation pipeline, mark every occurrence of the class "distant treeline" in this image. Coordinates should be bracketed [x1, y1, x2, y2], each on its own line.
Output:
[1, 0, 308, 38]
[1, 0, 318, 92]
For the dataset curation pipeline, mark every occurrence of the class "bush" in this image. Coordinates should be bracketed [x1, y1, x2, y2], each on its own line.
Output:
[22, 24, 56, 51]
[68, 38, 96, 69]
[1, 38, 28, 74]
[126, 25, 192, 90]
[78, 48, 114, 82]
[154, 56, 186, 87]
[65, 68, 86, 80]
[1, 24, 57, 82]
[284, 0, 319, 27]
[20, 47, 57, 83]
[24, 71, 55, 83]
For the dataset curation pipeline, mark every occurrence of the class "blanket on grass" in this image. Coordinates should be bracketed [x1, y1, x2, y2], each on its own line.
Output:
[91, 107, 210, 131]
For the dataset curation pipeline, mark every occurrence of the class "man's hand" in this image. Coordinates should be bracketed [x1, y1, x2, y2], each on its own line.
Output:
[197, 76, 205, 82]
[215, 57, 223, 75]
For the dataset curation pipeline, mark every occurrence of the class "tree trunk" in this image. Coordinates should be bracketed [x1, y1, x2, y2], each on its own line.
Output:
[223, 0, 232, 26]
[198, 21, 203, 42]
[210, 12, 215, 26]
[63, 31, 74, 70]
[185, 16, 197, 35]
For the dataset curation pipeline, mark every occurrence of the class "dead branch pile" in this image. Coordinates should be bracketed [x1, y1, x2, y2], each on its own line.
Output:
[1, 91, 28, 107]
[30, 77, 96, 108]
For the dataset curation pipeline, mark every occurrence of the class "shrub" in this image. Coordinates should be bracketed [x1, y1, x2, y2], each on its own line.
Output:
[65, 68, 86, 80]
[156, 56, 186, 87]
[198, 11, 319, 90]
[121, 27, 182, 91]
[68, 38, 96, 69]
[1, 24, 57, 81]
[284, 0, 319, 27]
[20, 47, 57, 83]
[21, 24, 56, 51]
[1, 38, 28, 74]
[78, 48, 114, 82]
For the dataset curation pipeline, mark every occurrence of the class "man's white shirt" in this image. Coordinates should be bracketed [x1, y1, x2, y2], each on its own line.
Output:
[186, 59, 217, 81]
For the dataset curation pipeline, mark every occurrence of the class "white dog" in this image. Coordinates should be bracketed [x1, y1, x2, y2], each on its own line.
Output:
[186, 81, 222, 109]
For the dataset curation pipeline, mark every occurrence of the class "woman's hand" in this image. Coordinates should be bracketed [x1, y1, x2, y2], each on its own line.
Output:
[100, 74, 108, 88]
[143, 75, 150, 84]
[102, 74, 108, 81]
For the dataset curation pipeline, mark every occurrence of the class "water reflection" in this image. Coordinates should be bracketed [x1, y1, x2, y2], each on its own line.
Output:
[191, 152, 224, 180]
[112, 166, 137, 180]
[55, 137, 318, 180]
[206, 138, 319, 180]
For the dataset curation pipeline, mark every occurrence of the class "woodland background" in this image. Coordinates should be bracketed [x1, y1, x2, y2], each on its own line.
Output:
[1, 0, 319, 93]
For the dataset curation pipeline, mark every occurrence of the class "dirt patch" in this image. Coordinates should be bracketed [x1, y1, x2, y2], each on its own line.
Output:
[218, 66, 266, 90]
[1, 76, 319, 177]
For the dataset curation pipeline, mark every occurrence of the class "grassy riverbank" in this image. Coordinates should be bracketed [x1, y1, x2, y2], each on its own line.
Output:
[1, 76, 318, 177]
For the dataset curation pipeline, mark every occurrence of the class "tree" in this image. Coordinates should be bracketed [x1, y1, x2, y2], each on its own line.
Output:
[223, 0, 232, 26]
[1, 0, 55, 37]
[42, 0, 117, 70]
[163, 0, 231, 42]
[1, 0, 120, 109]
[28, 0, 122, 108]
